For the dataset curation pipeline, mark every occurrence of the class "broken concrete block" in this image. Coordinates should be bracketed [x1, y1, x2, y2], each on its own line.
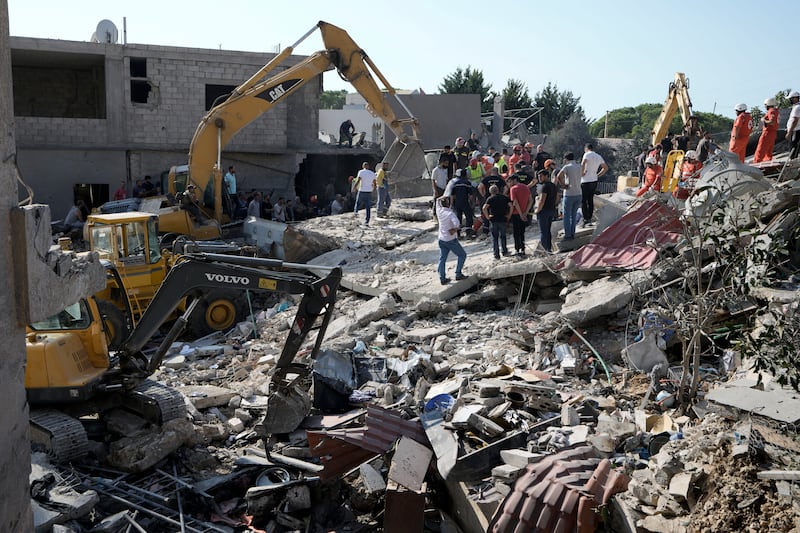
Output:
[354, 293, 397, 327]
[403, 326, 450, 343]
[622, 332, 669, 374]
[499, 449, 544, 468]
[227, 417, 245, 433]
[561, 404, 580, 426]
[668, 471, 699, 508]
[451, 404, 483, 428]
[163, 355, 187, 369]
[560, 272, 646, 326]
[201, 423, 229, 442]
[388, 436, 433, 492]
[32, 500, 60, 533]
[468, 412, 504, 438]
[177, 385, 237, 409]
[360, 463, 387, 493]
[596, 413, 637, 441]
[477, 382, 501, 398]
[491, 463, 522, 483]
[107, 419, 194, 472]
[628, 474, 660, 507]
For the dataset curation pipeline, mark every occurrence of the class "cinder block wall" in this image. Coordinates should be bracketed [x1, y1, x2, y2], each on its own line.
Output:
[10, 38, 321, 215]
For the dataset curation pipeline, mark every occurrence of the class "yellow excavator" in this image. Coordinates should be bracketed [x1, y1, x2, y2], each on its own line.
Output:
[26, 253, 342, 461]
[650, 72, 694, 147]
[164, 20, 426, 238]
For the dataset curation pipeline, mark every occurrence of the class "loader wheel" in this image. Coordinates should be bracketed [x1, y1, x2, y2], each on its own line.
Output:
[97, 300, 129, 350]
[189, 290, 246, 337]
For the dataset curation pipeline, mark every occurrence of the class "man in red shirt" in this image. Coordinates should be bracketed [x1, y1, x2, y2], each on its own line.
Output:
[508, 174, 531, 256]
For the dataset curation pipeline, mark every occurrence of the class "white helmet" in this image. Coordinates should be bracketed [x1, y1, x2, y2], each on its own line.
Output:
[790, 91, 800, 99]
[645, 156, 657, 165]
[734, 103, 748, 112]
[472, 150, 481, 159]
[684, 150, 697, 159]
[764, 97, 777, 107]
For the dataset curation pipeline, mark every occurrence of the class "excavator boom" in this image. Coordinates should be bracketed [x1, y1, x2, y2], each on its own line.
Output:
[181, 21, 425, 224]
[651, 72, 693, 146]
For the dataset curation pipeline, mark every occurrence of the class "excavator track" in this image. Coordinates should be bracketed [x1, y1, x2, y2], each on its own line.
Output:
[128, 379, 187, 424]
[30, 409, 89, 463]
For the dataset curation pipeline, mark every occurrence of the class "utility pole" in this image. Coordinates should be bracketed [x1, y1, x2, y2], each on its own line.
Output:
[603, 111, 609, 138]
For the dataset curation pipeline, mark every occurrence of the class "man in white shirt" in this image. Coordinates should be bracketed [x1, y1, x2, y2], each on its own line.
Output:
[353, 162, 376, 225]
[785, 91, 800, 160]
[580, 143, 608, 226]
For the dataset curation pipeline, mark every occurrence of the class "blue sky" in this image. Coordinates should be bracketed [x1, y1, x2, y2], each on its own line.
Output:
[8, 0, 798, 122]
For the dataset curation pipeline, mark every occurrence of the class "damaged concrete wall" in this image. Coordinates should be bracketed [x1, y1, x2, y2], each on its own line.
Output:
[10, 205, 106, 323]
[0, 2, 33, 530]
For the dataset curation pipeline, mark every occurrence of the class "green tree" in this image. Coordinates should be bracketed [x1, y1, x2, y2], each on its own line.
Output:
[589, 104, 733, 140]
[320, 90, 347, 110]
[775, 89, 793, 108]
[546, 114, 594, 164]
[438, 66, 493, 113]
[533, 83, 585, 134]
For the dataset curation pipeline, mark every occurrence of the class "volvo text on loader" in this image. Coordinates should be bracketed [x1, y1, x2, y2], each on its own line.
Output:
[164, 20, 426, 239]
[26, 253, 342, 462]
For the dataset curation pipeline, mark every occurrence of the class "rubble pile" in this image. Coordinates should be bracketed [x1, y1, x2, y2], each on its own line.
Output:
[31, 155, 800, 532]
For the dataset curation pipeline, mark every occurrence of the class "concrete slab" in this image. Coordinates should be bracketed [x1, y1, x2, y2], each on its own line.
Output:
[176, 385, 237, 410]
[707, 386, 800, 424]
[311, 230, 561, 303]
[388, 436, 433, 492]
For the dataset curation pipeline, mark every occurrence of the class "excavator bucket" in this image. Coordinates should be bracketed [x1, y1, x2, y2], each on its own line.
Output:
[259, 383, 312, 435]
[382, 139, 428, 184]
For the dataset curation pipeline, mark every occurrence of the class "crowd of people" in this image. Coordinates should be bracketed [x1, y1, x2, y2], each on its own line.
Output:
[431, 135, 609, 282]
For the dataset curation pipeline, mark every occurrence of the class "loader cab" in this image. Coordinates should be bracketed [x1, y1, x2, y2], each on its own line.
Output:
[25, 297, 112, 403]
[86, 212, 168, 320]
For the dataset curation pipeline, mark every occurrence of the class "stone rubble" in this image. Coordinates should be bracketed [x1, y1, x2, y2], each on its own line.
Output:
[32, 185, 800, 531]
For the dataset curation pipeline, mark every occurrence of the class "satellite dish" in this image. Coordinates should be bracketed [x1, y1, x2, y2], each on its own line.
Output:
[94, 20, 119, 44]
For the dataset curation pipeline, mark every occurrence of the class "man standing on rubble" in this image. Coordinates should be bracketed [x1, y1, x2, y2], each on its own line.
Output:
[375, 161, 391, 216]
[696, 132, 718, 163]
[508, 174, 531, 256]
[580, 143, 608, 226]
[754, 98, 780, 163]
[353, 162, 376, 226]
[482, 184, 511, 259]
[729, 103, 752, 162]
[785, 91, 800, 160]
[339, 119, 356, 147]
[557, 152, 582, 241]
[435, 195, 467, 285]
[534, 170, 558, 253]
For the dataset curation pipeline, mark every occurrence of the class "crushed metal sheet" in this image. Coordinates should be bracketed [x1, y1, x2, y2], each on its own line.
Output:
[307, 431, 377, 482]
[488, 445, 629, 533]
[563, 201, 683, 271]
[307, 405, 429, 481]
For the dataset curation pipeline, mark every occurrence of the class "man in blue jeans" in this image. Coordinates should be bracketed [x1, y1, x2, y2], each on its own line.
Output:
[534, 169, 558, 252]
[435, 196, 467, 284]
[353, 162, 376, 225]
[556, 152, 583, 240]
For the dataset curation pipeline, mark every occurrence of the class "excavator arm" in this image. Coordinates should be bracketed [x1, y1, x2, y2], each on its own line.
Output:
[117, 254, 341, 377]
[183, 20, 422, 223]
[651, 72, 693, 146]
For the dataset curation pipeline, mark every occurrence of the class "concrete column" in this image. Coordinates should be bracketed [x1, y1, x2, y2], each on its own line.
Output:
[492, 96, 504, 150]
[0, 1, 34, 531]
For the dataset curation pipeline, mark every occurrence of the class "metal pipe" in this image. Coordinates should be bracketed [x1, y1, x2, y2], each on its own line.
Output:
[174, 464, 187, 533]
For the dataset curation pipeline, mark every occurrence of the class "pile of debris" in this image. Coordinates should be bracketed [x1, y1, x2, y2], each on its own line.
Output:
[31, 152, 800, 532]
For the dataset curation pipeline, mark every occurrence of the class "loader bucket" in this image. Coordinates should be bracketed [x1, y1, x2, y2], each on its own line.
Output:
[257, 384, 311, 435]
[382, 139, 427, 184]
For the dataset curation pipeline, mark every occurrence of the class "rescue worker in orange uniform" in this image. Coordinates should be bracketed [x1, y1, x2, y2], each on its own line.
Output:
[729, 103, 752, 163]
[636, 157, 663, 197]
[754, 98, 780, 163]
[674, 150, 703, 200]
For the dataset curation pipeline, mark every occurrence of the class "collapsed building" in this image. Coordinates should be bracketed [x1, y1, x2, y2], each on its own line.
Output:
[21, 145, 800, 532]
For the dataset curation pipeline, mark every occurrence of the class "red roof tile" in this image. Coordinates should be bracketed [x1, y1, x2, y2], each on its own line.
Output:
[488, 445, 630, 533]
